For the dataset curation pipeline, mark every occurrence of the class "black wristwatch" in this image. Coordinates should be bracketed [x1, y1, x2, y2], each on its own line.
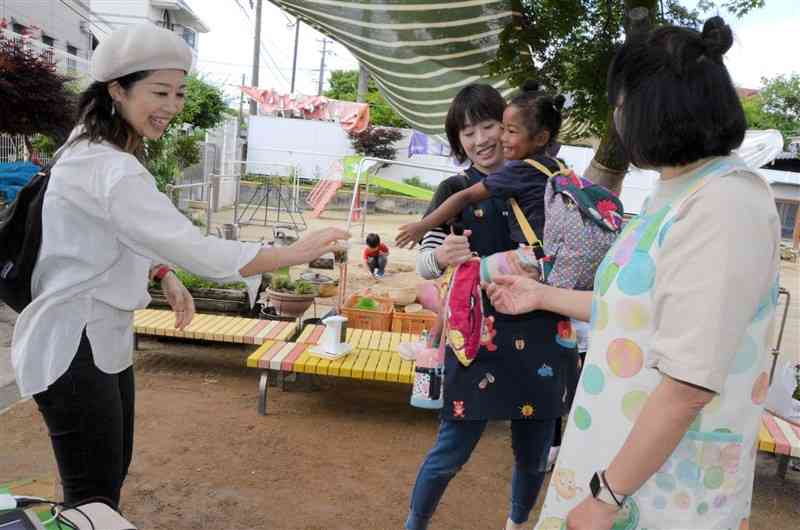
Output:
[590, 471, 626, 508]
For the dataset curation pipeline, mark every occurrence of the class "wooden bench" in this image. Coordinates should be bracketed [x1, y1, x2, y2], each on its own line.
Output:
[246, 324, 419, 415]
[758, 412, 800, 478]
[133, 309, 299, 345]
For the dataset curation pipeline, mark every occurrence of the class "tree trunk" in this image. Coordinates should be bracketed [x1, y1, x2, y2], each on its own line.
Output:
[585, 1, 657, 193]
[22, 135, 33, 162]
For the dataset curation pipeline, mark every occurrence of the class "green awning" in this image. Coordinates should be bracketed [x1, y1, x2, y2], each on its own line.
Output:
[270, 0, 525, 135]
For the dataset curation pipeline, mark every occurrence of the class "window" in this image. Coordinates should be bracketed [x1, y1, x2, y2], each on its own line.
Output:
[42, 35, 54, 46]
[776, 200, 799, 240]
[66, 44, 78, 73]
[182, 27, 196, 49]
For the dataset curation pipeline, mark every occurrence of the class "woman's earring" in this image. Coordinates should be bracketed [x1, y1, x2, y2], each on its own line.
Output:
[111, 103, 116, 117]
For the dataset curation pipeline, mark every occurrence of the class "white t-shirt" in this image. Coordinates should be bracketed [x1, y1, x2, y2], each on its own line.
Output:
[11, 134, 262, 397]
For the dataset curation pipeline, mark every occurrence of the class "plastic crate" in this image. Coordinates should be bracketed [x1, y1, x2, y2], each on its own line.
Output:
[391, 309, 437, 335]
[342, 294, 394, 331]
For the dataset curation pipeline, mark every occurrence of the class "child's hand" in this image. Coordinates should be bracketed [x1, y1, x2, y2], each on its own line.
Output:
[396, 222, 425, 249]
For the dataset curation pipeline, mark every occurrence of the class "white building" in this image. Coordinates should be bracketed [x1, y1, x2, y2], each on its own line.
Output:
[90, 0, 209, 57]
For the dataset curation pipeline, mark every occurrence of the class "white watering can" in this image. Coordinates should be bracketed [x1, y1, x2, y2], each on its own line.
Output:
[311, 314, 352, 358]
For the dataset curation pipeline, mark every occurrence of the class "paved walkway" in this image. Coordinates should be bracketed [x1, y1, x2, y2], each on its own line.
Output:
[0, 304, 20, 412]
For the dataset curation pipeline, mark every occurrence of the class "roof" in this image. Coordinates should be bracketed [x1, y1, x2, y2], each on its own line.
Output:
[736, 87, 760, 98]
[151, 0, 209, 32]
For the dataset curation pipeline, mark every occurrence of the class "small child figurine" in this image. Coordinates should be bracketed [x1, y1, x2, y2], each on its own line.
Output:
[363, 233, 389, 279]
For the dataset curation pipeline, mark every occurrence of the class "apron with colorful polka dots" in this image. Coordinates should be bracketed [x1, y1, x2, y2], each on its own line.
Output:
[534, 157, 780, 530]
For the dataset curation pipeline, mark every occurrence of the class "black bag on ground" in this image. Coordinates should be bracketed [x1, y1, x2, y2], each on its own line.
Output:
[0, 164, 51, 313]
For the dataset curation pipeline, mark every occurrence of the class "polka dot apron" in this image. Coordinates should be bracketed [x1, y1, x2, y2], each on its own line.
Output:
[535, 157, 780, 530]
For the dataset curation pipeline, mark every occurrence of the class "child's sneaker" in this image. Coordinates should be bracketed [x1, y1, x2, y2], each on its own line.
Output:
[398, 340, 425, 361]
[374, 270, 385, 279]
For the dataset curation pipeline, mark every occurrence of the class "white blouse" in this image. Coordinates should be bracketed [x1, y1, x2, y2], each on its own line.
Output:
[11, 134, 262, 397]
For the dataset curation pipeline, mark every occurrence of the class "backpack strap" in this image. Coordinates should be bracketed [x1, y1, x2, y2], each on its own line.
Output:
[508, 198, 545, 261]
[524, 157, 570, 178]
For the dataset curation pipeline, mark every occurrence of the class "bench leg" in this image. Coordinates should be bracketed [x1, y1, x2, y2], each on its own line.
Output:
[134, 334, 139, 351]
[258, 371, 269, 416]
[777, 454, 790, 479]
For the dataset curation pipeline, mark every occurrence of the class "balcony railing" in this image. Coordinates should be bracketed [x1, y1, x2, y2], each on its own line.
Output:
[0, 28, 90, 83]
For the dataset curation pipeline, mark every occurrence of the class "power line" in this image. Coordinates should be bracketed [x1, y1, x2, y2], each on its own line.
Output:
[57, 0, 109, 35]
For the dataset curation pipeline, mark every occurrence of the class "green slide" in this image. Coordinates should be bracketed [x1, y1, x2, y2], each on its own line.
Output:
[341, 155, 434, 200]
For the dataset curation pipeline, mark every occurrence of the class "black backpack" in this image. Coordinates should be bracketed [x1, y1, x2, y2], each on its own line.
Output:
[0, 161, 53, 313]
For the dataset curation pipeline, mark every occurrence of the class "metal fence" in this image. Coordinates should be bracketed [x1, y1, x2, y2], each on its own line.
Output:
[0, 134, 50, 165]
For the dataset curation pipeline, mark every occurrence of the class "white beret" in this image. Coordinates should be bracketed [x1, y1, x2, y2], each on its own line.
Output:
[90, 24, 193, 82]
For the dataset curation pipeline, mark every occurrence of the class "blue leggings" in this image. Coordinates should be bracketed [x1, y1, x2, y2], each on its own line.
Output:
[405, 418, 554, 530]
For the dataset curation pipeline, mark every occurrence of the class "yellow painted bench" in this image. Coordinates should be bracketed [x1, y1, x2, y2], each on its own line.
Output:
[133, 309, 299, 345]
[758, 412, 800, 478]
[246, 324, 419, 415]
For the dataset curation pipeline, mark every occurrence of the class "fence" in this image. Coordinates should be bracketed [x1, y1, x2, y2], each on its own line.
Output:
[0, 134, 50, 165]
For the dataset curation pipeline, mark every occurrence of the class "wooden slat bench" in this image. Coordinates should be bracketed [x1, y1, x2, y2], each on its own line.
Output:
[247, 324, 419, 415]
[133, 309, 299, 345]
[758, 412, 800, 478]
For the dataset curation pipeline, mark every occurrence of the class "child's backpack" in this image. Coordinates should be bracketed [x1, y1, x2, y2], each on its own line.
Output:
[511, 158, 624, 290]
[0, 163, 52, 313]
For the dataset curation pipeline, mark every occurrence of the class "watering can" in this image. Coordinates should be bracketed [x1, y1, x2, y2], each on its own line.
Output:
[216, 223, 240, 240]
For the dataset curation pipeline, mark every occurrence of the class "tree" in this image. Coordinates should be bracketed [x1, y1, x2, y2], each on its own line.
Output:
[0, 31, 76, 158]
[349, 125, 403, 160]
[325, 69, 409, 128]
[743, 74, 800, 147]
[490, 0, 765, 191]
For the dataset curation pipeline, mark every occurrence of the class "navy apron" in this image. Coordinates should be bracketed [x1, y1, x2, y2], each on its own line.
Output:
[441, 167, 571, 421]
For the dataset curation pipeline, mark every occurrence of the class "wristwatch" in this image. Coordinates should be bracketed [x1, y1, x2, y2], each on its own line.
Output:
[590, 471, 626, 508]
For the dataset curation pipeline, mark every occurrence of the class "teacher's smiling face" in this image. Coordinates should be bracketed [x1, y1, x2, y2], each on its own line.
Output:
[459, 118, 504, 174]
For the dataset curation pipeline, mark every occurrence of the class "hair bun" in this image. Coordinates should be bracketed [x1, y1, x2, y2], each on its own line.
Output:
[521, 79, 542, 93]
[553, 94, 566, 111]
[701, 16, 734, 57]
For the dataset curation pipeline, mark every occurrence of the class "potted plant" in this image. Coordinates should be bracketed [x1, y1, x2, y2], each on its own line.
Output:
[262, 277, 318, 318]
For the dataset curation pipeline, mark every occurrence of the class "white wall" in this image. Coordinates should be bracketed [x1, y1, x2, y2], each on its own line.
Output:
[2, 0, 94, 58]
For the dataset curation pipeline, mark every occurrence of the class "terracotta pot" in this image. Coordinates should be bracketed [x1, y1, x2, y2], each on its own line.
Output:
[264, 288, 317, 318]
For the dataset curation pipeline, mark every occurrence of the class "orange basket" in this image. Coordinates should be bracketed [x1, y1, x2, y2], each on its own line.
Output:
[342, 294, 394, 331]
[391, 309, 437, 335]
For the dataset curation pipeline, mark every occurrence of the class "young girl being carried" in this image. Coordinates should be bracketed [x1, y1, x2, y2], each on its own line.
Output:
[396, 81, 623, 362]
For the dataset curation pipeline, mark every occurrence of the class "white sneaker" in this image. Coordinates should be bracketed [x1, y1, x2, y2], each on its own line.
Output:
[547, 446, 560, 472]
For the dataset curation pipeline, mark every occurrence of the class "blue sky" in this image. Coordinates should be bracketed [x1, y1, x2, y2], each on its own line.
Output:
[192, 0, 800, 102]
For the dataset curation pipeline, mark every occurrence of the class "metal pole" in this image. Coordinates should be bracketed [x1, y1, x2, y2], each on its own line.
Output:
[290, 19, 300, 93]
[317, 38, 328, 96]
[357, 63, 369, 103]
[249, 0, 263, 115]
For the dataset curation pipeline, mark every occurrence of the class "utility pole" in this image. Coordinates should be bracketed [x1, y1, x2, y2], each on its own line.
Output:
[316, 38, 332, 96]
[357, 63, 369, 103]
[289, 18, 300, 93]
[249, 0, 263, 115]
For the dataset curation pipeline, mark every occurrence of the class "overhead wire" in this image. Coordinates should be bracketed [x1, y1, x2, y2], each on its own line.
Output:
[57, 0, 109, 36]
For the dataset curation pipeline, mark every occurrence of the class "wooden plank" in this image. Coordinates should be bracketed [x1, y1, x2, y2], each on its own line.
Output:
[306, 325, 326, 344]
[368, 331, 383, 350]
[295, 324, 316, 343]
[257, 341, 287, 369]
[774, 415, 800, 457]
[263, 321, 289, 340]
[315, 356, 333, 375]
[148, 312, 177, 336]
[226, 318, 258, 343]
[133, 309, 160, 326]
[138, 311, 169, 334]
[280, 343, 308, 372]
[277, 320, 299, 341]
[358, 330, 373, 349]
[398, 360, 415, 384]
[373, 350, 393, 381]
[242, 320, 270, 344]
[268, 342, 297, 371]
[246, 341, 275, 368]
[254, 321, 281, 344]
[133, 311, 166, 332]
[325, 353, 351, 377]
[351, 348, 371, 379]
[362, 350, 381, 380]
[182, 313, 214, 339]
[378, 331, 392, 352]
[339, 347, 360, 378]
[386, 351, 403, 383]
[210, 316, 239, 341]
[389, 332, 403, 352]
[217, 317, 248, 342]
[764, 414, 792, 455]
[194, 315, 229, 340]
[758, 421, 775, 453]
[293, 349, 321, 374]
[348, 329, 364, 349]
[345, 327, 356, 341]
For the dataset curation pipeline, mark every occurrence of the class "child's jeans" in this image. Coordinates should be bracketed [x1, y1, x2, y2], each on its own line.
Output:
[366, 254, 387, 275]
[405, 418, 554, 530]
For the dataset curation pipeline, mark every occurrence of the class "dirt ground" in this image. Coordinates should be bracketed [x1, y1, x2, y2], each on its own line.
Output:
[1, 211, 799, 530]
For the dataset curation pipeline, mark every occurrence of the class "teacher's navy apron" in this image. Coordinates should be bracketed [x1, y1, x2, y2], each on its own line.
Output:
[442, 167, 572, 421]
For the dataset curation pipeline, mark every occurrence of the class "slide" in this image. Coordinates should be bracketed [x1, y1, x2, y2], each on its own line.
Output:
[365, 176, 434, 200]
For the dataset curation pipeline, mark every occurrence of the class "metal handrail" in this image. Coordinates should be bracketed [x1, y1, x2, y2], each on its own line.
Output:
[347, 156, 455, 238]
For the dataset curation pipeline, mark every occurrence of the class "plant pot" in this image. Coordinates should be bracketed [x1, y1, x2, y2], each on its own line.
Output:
[298, 271, 338, 298]
[264, 288, 317, 318]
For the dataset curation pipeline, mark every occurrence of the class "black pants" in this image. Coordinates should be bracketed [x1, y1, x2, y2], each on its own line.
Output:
[33, 330, 135, 509]
[367, 254, 387, 275]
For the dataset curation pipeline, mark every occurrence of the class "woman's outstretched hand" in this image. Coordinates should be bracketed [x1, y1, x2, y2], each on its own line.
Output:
[483, 274, 546, 315]
[395, 222, 427, 249]
[161, 271, 196, 330]
[289, 227, 351, 264]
